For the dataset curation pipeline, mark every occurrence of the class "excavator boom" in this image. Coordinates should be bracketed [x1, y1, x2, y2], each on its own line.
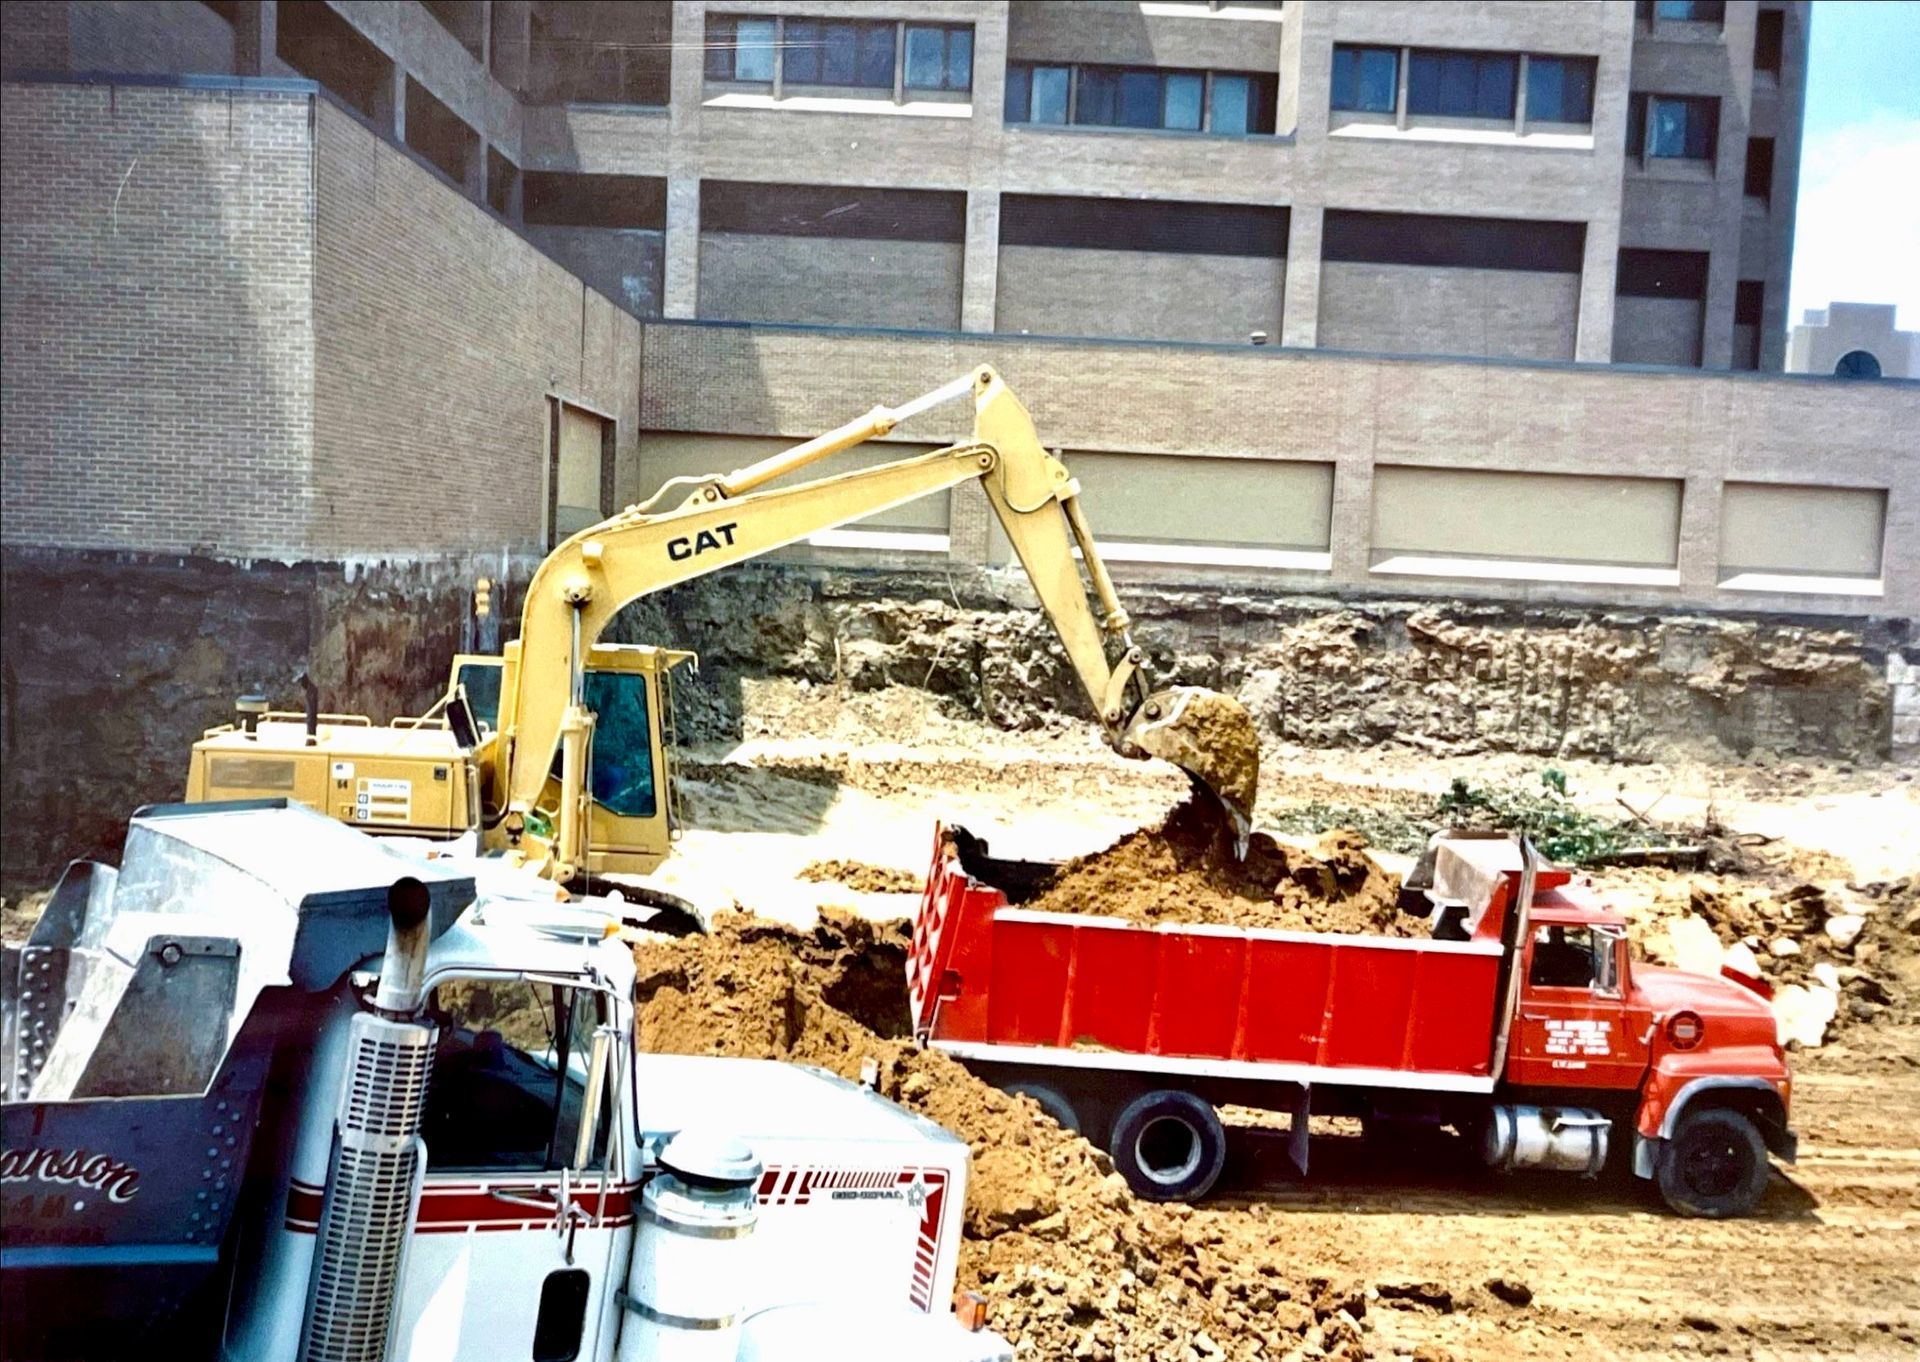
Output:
[498, 368, 1259, 878]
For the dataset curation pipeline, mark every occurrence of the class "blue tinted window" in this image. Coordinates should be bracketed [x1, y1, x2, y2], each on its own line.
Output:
[948, 29, 972, 91]
[1031, 65, 1068, 123]
[1004, 63, 1030, 120]
[1648, 95, 1714, 158]
[904, 25, 943, 88]
[455, 662, 503, 731]
[1078, 67, 1119, 125]
[1656, 1, 1724, 20]
[1331, 46, 1397, 114]
[1209, 73, 1251, 133]
[1164, 73, 1203, 130]
[731, 17, 775, 83]
[1408, 50, 1515, 119]
[820, 22, 856, 84]
[1118, 70, 1162, 127]
[856, 23, 894, 87]
[1526, 56, 1595, 123]
[782, 18, 821, 84]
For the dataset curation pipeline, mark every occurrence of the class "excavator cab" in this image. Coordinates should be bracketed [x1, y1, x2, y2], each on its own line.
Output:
[471, 641, 696, 878]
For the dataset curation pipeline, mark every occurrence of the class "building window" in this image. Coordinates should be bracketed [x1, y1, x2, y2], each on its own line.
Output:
[1653, 0, 1725, 22]
[1007, 63, 1275, 134]
[781, 18, 893, 88]
[1407, 49, 1517, 120]
[1331, 45, 1398, 114]
[1744, 136, 1774, 199]
[1754, 9, 1784, 75]
[1834, 350, 1882, 380]
[1525, 56, 1597, 124]
[904, 24, 972, 92]
[706, 15, 776, 83]
[1630, 94, 1717, 161]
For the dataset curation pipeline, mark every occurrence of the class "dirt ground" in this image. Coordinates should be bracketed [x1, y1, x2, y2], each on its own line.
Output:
[634, 680, 1920, 1361]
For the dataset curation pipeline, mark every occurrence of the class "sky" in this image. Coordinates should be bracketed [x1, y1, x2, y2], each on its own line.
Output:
[1787, 1, 1920, 332]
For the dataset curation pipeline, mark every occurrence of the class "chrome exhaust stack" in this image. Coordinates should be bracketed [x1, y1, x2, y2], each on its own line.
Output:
[298, 878, 439, 1362]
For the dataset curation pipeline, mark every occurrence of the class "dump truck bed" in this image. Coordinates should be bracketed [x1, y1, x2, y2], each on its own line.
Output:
[910, 826, 1550, 1092]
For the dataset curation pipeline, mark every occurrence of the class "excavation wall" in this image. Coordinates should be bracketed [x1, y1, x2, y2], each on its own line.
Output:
[2, 550, 1906, 888]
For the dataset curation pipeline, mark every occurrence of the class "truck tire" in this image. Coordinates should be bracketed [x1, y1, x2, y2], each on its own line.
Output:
[1657, 1108, 1770, 1218]
[1003, 1080, 1082, 1134]
[1109, 1089, 1227, 1202]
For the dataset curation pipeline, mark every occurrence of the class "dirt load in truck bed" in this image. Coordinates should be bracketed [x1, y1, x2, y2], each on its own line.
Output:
[1015, 796, 1421, 938]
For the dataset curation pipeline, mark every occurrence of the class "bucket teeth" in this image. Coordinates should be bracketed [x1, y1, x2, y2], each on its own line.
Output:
[1119, 687, 1260, 849]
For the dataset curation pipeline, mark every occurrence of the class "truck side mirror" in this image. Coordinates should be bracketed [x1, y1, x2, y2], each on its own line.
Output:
[572, 1024, 616, 1170]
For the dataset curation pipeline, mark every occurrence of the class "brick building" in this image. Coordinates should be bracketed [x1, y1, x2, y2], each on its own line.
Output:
[2, 0, 1811, 370]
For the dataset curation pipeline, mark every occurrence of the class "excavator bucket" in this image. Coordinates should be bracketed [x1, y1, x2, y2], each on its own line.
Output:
[1119, 686, 1261, 847]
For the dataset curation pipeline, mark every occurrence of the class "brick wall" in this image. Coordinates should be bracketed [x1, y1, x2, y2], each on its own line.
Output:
[697, 233, 964, 331]
[635, 319, 1920, 618]
[0, 80, 315, 555]
[996, 247, 1286, 344]
[311, 97, 642, 554]
[1317, 263, 1582, 362]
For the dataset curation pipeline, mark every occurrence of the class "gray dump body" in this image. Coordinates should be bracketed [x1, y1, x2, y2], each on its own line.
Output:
[0, 801, 470, 1356]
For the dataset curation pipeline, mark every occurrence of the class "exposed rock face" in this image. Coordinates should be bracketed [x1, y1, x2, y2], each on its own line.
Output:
[1, 550, 1904, 886]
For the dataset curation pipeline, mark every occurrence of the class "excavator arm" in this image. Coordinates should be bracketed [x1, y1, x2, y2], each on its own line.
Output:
[498, 367, 1257, 879]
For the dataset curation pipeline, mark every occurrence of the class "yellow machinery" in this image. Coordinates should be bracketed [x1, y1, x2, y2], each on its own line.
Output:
[188, 367, 1259, 884]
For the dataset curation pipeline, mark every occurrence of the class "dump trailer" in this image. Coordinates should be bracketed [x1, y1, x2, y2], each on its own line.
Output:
[911, 828, 1795, 1218]
[1, 802, 1008, 1361]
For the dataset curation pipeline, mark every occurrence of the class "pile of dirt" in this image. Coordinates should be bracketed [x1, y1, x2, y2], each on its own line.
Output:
[1020, 797, 1419, 938]
[632, 910, 1376, 1359]
[798, 859, 925, 894]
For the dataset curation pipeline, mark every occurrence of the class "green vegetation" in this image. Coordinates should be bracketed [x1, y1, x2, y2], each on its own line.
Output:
[1271, 769, 1692, 866]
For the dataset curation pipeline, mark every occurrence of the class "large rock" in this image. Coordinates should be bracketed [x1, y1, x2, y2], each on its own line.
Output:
[1772, 983, 1839, 1048]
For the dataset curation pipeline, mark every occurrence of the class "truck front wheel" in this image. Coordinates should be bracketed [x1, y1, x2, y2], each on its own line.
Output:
[1109, 1089, 1227, 1202]
[1657, 1109, 1770, 1218]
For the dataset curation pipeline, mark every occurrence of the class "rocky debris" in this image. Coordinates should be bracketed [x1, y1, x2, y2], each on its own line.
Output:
[1651, 874, 1919, 1048]
[628, 909, 1419, 1360]
[796, 859, 924, 894]
[1484, 1277, 1533, 1307]
[1020, 796, 1420, 937]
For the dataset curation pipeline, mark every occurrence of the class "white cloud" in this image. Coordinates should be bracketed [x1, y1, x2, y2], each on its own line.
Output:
[1788, 115, 1920, 331]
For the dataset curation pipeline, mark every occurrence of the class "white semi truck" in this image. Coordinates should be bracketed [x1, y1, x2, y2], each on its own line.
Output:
[0, 801, 1008, 1361]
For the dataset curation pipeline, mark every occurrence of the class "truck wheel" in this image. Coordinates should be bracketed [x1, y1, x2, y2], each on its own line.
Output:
[1657, 1109, 1770, 1218]
[1109, 1090, 1227, 1202]
[1003, 1080, 1082, 1134]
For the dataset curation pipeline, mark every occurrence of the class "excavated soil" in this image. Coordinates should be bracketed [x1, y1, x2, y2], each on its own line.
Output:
[797, 859, 925, 894]
[1020, 797, 1420, 938]
[632, 910, 1384, 1360]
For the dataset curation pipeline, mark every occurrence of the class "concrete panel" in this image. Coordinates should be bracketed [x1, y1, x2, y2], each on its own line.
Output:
[996, 245, 1284, 344]
[636, 433, 949, 532]
[697, 233, 962, 330]
[65, 0, 234, 76]
[1611, 295, 1702, 367]
[1327, 0, 1608, 54]
[1317, 261, 1579, 361]
[1007, 0, 1283, 72]
[1069, 453, 1333, 550]
[1721, 483, 1887, 577]
[523, 224, 665, 318]
[1373, 467, 1682, 568]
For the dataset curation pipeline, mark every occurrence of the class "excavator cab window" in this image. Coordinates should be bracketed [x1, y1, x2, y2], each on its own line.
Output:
[577, 671, 657, 819]
[455, 660, 504, 732]
[420, 979, 611, 1171]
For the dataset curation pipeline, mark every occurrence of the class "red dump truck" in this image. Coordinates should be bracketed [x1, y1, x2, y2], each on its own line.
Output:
[911, 827, 1795, 1217]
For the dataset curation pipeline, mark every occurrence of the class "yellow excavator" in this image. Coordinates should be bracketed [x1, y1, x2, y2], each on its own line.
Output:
[186, 367, 1259, 886]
